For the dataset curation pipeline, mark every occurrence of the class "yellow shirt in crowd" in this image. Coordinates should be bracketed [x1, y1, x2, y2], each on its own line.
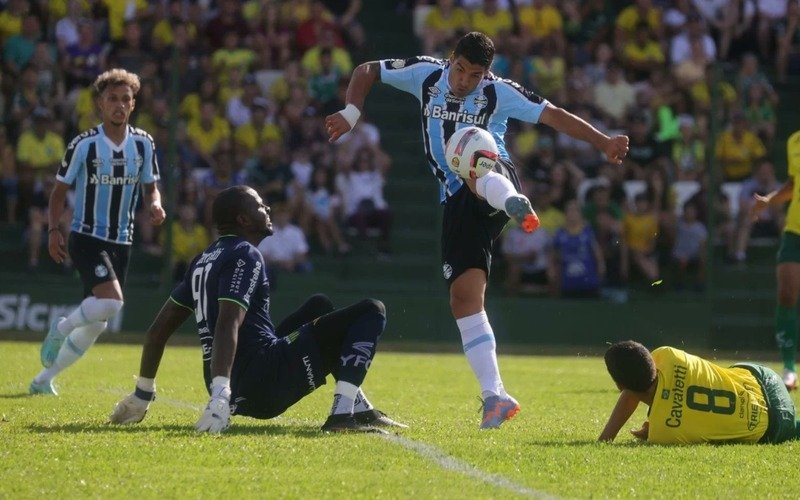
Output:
[715, 129, 766, 180]
[425, 7, 470, 33]
[235, 123, 283, 154]
[16, 131, 65, 172]
[624, 212, 658, 252]
[471, 9, 513, 38]
[186, 117, 231, 156]
[518, 5, 563, 38]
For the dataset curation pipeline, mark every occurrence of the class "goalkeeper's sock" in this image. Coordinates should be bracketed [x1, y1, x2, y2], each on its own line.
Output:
[354, 389, 374, 412]
[457, 311, 505, 399]
[776, 305, 797, 371]
[58, 297, 123, 335]
[475, 171, 517, 212]
[34, 321, 106, 382]
[330, 381, 358, 415]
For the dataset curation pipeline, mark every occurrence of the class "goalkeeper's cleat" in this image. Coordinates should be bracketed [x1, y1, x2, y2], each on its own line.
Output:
[321, 413, 387, 434]
[504, 195, 540, 233]
[29, 379, 58, 396]
[783, 370, 798, 392]
[480, 393, 520, 429]
[354, 409, 408, 429]
[40, 317, 66, 368]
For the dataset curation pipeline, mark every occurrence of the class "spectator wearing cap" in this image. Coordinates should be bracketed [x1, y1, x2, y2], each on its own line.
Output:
[234, 96, 282, 156]
[715, 111, 766, 182]
[16, 107, 66, 270]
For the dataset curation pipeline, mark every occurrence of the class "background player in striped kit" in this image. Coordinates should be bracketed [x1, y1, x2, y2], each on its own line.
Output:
[30, 68, 165, 395]
[326, 32, 629, 429]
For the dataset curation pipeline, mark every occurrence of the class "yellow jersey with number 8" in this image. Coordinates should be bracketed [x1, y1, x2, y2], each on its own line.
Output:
[647, 347, 768, 444]
[785, 131, 800, 235]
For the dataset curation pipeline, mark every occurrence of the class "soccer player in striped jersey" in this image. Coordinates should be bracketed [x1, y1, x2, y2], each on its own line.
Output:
[30, 69, 165, 395]
[109, 186, 405, 433]
[325, 32, 630, 428]
[599, 340, 798, 444]
[749, 130, 800, 391]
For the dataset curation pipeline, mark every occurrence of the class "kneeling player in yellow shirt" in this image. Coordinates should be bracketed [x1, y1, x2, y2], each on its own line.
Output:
[599, 341, 798, 444]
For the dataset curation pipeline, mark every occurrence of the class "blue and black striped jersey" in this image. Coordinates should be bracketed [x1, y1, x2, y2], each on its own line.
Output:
[57, 124, 160, 244]
[380, 56, 549, 202]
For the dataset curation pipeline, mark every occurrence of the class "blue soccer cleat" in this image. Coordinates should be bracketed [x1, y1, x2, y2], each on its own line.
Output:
[480, 393, 520, 429]
[40, 317, 66, 368]
[29, 379, 58, 396]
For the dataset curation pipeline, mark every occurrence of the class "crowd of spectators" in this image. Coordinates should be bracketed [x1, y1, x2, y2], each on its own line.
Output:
[413, 0, 799, 300]
[0, 0, 394, 281]
[2, 0, 799, 299]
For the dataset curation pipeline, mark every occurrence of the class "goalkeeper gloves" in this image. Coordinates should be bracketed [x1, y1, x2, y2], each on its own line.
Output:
[109, 377, 156, 424]
[195, 376, 231, 434]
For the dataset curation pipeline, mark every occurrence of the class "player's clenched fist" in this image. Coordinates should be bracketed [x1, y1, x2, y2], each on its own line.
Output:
[325, 104, 361, 143]
[603, 135, 630, 165]
[109, 390, 154, 424]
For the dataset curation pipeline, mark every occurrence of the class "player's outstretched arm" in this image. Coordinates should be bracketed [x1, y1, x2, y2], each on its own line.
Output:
[539, 104, 630, 165]
[195, 300, 246, 434]
[325, 61, 381, 143]
[109, 299, 192, 424]
[598, 389, 640, 442]
[750, 178, 794, 221]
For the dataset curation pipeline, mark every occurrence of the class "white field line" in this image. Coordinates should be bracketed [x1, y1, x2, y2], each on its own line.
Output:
[103, 388, 556, 499]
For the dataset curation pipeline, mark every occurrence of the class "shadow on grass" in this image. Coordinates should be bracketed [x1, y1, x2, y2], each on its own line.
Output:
[525, 439, 646, 447]
[0, 392, 33, 399]
[25, 422, 328, 438]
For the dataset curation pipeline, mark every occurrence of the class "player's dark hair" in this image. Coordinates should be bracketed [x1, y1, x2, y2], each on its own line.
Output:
[604, 341, 657, 392]
[453, 32, 494, 68]
[212, 185, 253, 232]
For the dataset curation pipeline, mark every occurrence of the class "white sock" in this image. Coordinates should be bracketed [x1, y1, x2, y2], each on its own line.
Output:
[58, 297, 123, 335]
[475, 171, 518, 213]
[330, 380, 359, 415]
[456, 311, 505, 399]
[353, 389, 374, 412]
[35, 321, 106, 383]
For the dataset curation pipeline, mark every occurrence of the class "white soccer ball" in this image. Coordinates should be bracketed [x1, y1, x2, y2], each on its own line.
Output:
[444, 126, 499, 180]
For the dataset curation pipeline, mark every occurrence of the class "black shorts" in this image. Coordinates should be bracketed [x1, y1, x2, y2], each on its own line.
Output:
[69, 232, 131, 297]
[231, 296, 382, 420]
[232, 329, 328, 420]
[441, 158, 521, 284]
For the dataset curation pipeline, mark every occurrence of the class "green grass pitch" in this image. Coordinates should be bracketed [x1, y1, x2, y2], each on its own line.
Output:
[2, 340, 799, 498]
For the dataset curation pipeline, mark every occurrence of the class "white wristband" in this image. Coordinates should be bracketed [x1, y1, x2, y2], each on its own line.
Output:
[339, 103, 361, 129]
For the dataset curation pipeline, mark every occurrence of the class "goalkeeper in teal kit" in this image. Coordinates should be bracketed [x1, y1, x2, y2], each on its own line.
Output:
[109, 186, 405, 433]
